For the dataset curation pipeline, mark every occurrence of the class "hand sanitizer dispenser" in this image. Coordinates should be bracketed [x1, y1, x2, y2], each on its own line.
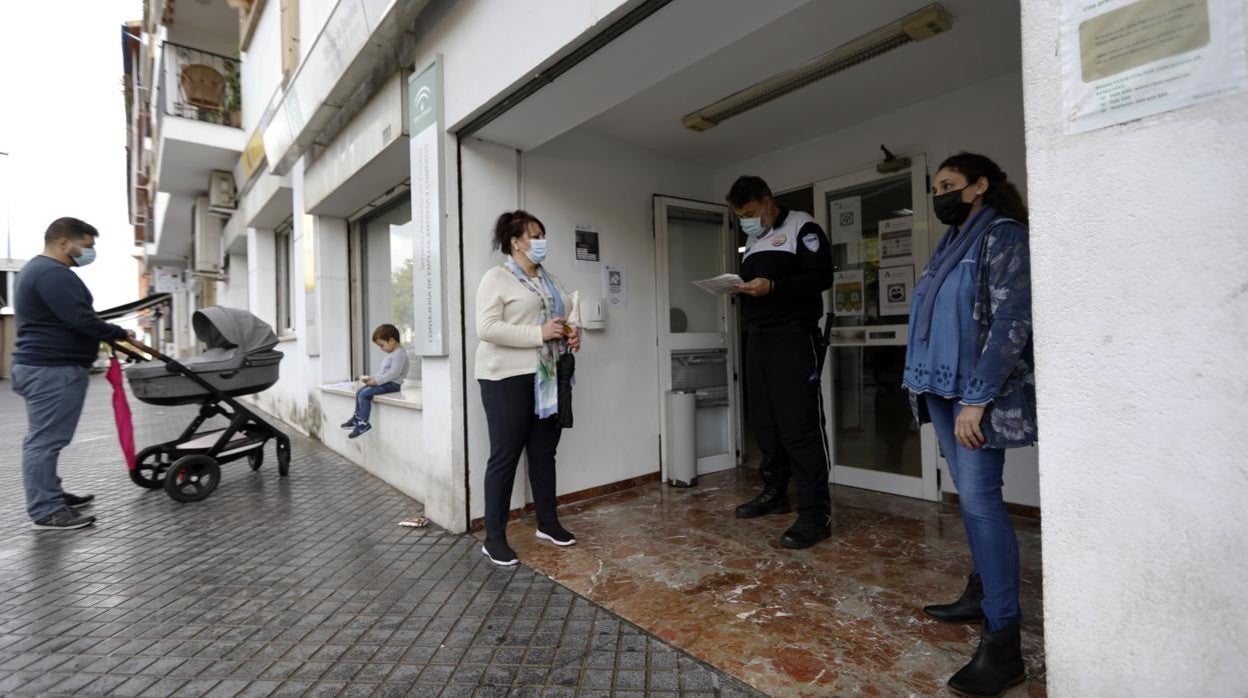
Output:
[579, 296, 606, 330]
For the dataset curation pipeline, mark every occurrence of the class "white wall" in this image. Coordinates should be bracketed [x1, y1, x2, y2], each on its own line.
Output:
[1020, 2, 1248, 695]
[223, 251, 249, 309]
[413, 0, 630, 130]
[298, 0, 337, 63]
[713, 71, 1040, 508]
[461, 129, 717, 521]
[241, 0, 284, 135]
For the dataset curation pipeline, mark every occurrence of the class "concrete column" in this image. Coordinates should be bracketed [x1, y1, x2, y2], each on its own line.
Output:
[1020, 3, 1248, 694]
[313, 215, 350, 384]
[247, 228, 278, 329]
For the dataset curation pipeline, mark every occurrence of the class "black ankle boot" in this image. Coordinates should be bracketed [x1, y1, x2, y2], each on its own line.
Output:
[734, 486, 791, 519]
[924, 574, 985, 623]
[948, 622, 1025, 697]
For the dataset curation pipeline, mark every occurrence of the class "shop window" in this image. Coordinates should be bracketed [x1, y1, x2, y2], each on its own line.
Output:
[275, 222, 294, 335]
[350, 198, 420, 385]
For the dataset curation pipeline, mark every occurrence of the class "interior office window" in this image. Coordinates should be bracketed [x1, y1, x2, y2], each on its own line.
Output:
[275, 222, 294, 335]
[358, 198, 419, 384]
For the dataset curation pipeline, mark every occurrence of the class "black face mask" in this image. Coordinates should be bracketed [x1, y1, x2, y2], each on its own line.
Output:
[933, 186, 975, 226]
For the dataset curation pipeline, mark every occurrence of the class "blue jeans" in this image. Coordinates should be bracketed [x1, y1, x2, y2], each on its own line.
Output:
[926, 395, 1021, 631]
[11, 364, 91, 521]
[355, 382, 400, 423]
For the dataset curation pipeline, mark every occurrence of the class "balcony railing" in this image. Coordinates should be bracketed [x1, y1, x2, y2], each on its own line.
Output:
[159, 41, 242, 128]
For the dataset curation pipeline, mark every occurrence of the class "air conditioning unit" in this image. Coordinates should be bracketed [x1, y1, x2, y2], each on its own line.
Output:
[208, 170, 237, 214]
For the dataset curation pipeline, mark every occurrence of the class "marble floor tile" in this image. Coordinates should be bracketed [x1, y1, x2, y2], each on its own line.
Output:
[489, 469, 1045, 697]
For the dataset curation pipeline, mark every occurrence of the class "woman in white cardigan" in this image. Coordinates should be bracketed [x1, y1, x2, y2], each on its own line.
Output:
[475, 210, 581, 566]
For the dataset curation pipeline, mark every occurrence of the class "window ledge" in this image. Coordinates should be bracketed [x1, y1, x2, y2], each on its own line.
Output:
[319, 381, 423, 410]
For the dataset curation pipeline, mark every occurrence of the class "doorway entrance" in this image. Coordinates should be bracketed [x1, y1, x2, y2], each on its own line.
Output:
[814, 155, 940, 500]
[654, 196, 740, 477]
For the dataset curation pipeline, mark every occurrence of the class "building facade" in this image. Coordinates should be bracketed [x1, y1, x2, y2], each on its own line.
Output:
[123, 1, 1248, 694]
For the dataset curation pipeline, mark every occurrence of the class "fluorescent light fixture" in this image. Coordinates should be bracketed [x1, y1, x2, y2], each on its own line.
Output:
[892, 208, 914, 216]
[683, 4, 952, 132]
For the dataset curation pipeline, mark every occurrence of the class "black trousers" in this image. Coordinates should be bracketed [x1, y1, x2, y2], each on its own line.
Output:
[746, 330, 832, 521]
[480, 375, 562, 541]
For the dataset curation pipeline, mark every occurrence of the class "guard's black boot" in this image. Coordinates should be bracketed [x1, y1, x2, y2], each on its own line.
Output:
[924, 574, 985, 623]
[948, 622, 1025, 697]
[779, 516, 832, 550]
[734, 486, 791, 519]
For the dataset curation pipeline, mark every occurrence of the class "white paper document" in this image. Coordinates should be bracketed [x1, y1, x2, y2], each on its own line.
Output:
[692, 274, 744, 295]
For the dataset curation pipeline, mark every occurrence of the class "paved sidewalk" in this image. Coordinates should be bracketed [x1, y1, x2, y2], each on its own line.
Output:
[0, 375, 758, 697]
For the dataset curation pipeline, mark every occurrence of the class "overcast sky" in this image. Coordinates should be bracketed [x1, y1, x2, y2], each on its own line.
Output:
[0, 0, 144, 312]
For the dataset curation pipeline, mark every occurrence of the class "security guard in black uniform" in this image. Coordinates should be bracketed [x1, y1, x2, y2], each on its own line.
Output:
[727, 176, 834, 549]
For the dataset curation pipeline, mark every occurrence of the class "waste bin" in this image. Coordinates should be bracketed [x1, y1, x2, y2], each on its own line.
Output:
[664, 390, 697, 487]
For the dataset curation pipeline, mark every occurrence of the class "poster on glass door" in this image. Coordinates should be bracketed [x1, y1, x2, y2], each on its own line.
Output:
[879, 215, 913, 266]
[833, 270, 865, 317]
[879, 265, 914, 316]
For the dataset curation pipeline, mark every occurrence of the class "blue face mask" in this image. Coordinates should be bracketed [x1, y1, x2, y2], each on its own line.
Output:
[525, 238, 548, 265]
[740, 217, 764, 239]
[72, 245, 97, 267]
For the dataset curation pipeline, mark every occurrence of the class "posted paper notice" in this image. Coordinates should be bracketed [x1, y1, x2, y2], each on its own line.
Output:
[1061, 0, 1247, 134]
[833, 270, 865, 318]
[879, 265, 915, 316]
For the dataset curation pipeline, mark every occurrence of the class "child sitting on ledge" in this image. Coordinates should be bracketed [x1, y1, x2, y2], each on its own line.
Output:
[341, 323, 409, 438]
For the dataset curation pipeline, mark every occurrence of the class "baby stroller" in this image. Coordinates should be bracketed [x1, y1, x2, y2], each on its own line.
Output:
[113, 306, 292, 503]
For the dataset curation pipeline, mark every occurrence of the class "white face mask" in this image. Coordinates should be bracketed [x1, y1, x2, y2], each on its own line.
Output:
[740, 217, 764, 239]
[525, 238, 548, 264]
[71, 244, 97, 267]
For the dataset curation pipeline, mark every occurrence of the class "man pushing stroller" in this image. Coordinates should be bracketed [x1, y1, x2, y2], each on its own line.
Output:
[11, 218, 133, 530]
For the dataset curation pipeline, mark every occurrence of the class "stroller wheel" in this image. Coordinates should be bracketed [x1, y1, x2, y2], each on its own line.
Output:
[248, 449, 263, 471]
[131, 446, 172, 489]
[164, 455, 221, 503]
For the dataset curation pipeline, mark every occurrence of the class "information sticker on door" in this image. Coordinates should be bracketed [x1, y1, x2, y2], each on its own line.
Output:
[879, 265, 915, 317]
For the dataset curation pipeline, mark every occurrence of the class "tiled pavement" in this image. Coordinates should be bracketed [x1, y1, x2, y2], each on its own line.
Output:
[0, 375, 759, 697]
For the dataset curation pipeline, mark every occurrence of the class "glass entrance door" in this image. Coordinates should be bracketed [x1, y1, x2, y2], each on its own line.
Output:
[813, 156, 939, 500]
[654, 196, 739, 476]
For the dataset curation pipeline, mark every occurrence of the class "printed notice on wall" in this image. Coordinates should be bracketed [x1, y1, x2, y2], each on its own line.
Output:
[879, 265, 915, 316]
[1061, 0, 1247, 134]
[833, 270, 865, 318]
[605, 265, 627, 308]
[575, 226, 600, 269]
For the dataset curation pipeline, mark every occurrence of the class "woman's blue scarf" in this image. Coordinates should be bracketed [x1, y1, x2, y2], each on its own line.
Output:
[504, 260, 566, 418]
[913, 206, 996, 343]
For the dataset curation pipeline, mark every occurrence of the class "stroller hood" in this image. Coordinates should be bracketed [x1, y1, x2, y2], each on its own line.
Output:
[192, 306, 279, 354]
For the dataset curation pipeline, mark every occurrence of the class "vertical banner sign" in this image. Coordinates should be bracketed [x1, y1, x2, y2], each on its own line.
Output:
[409, 58, 447, 356]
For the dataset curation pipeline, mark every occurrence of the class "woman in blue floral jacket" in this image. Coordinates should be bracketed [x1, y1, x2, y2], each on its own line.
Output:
[903, 152, 1035, 697]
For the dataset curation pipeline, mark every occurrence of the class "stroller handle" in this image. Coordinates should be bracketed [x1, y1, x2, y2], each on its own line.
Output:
[112, 338, 166, 362]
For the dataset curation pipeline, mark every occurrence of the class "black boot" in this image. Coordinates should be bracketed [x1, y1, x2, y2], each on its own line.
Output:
[924, 574, 985, 623]
[779, 515, 832, 549]
[948, 622, 1025, 697]
[734, 486, 791, 519]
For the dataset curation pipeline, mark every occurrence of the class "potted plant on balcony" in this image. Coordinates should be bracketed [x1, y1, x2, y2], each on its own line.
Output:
[224, 60, 242, 128]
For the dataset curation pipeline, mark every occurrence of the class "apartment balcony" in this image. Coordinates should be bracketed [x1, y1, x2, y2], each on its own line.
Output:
[151, 41, 245, 259]
[153, 42, 244, 192]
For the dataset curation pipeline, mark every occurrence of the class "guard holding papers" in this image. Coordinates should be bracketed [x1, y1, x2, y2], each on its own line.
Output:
[727, 175, 835, 549]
